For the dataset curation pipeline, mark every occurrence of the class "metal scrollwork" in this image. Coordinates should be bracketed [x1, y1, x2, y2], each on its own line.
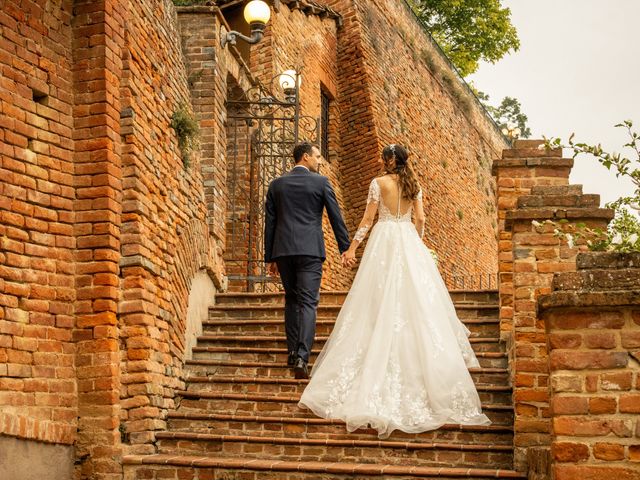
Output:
[225, 69, 319, 291]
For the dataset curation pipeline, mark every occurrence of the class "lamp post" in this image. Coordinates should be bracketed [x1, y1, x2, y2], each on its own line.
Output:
[221, 0, 271, 49]
[278, 69, 301, 104]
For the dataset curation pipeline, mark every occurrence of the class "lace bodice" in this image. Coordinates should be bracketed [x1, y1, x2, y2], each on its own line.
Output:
[368, 178, 421, 223]
[353, 179, 423, 242]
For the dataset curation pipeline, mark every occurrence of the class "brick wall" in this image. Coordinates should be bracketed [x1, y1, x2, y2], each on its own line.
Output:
[117, 0, 219, 456]
[1, 0, 221, 476]
[326, 0, 507, 283]
[0, 0, 77, 446]
[540, 253, 640, 480]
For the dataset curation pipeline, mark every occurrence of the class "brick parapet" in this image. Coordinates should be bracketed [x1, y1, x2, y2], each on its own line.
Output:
[538, 252, 640, 480]
[495, 140, 615, 472]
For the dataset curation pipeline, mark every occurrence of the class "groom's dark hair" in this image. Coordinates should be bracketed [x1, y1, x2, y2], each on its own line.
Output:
[293, 142, 317, 163]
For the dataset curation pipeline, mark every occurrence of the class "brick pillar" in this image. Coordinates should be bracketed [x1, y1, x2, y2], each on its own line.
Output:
[176, 6, 227, 247]
[540, 253, 640, 480]
[493, 140, 571, 340]
[72, 1, 125, 478]
[494, 140, 614, 472]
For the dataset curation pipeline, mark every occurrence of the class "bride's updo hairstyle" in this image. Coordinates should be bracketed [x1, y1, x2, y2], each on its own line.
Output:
[382, 144, 420, 200]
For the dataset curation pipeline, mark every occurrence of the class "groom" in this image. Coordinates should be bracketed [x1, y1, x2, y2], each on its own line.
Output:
[264, 142, 352, 379]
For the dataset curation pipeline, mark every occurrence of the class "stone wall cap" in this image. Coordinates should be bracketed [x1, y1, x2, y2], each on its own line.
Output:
[501, 147, 563, 159]
[530, 185, 583, 196]
[552, 268, 640, 292]
[492, 157, 573, 175]
[504, 207, 614, 228]
[517, 193, 600, 209]
[175, 5, 218, 14]
[539, 289, 640, 310]
[577, 251, 640, 270]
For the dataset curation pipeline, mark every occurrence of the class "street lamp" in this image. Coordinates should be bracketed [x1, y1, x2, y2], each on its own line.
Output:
[278, 69, 301, 104]
[220, 0, 271, 49]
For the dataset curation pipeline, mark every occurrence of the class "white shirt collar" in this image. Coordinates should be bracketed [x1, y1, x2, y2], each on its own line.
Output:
[292, 165, 309, 171]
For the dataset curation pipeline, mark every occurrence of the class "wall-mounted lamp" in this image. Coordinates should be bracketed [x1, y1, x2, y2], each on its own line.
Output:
[278, 69, 301, 104]
[221, 0, 271, 49]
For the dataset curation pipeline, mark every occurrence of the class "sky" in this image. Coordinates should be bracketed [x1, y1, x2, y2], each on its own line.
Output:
[468, 0, 639, 207]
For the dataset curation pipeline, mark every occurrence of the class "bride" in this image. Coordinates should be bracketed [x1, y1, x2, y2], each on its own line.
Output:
[298, 144, 491, 438]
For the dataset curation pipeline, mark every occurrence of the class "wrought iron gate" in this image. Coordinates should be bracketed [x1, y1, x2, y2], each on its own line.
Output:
[225, 72, 319, 292]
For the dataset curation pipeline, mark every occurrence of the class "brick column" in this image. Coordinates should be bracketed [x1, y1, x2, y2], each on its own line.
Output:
[72, 1, 125, 478]
[493, 140, 571, 340]
[177, 6, 227, 248]
[540, 253, 640, 480]
[506, 187, 612, 472]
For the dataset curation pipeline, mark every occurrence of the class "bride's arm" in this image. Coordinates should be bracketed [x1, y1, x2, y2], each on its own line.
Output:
[413, 189, 425, 238]
[349, 202, 379, 251]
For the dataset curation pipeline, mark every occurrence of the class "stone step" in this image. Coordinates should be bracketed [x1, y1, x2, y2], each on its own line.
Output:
[166, 411, 514, 438]
[209, 304, 499, 321]
[170, 399, 513, 431]
[190, 348, 509, 369]
[181, 379, 511, 404]
[202, 318, 501, 338]
[154, 431, 514, 469]
[214, 290, 499, 306]
[194, 335, 504, 353]
[176, 388, 513, 416]
[123, 454, 526, 479]
[184, 360, 510, 386]
[517, 193, 600, 208]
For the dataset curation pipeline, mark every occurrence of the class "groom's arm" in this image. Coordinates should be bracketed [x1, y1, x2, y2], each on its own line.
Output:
[322, 178, 351, 254]
[264, 183, 276, 263]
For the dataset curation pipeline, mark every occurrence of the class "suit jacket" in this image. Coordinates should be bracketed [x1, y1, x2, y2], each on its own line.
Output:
[264, 167, 351, 262]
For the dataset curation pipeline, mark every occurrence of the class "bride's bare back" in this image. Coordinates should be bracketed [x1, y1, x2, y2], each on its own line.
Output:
[376, 174, 416, 218]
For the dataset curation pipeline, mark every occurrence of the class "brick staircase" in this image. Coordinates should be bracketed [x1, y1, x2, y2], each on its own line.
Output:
[123, 290, 525, 479]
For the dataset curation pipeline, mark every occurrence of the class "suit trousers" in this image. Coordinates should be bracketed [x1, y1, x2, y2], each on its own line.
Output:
[276, 255, 323, 362]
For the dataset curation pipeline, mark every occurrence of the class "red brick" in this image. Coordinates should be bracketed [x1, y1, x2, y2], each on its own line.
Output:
[550, 351, 628, 370]
[552, 442, 590, 462]
[552, 396, 589, 415]
[554, 465, 640, 480]
[589, 397, 617, 414]
[601, 372, 633, 391]
[619, 394, 640, 413]
[593, 443, 625, 461]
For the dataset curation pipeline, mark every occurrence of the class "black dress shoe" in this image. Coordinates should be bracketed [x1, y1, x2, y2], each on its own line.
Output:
[293, 357, 309, 379]
[287, 351, 297, 366]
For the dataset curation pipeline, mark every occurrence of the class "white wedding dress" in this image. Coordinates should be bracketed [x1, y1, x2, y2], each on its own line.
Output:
[298, 178, 491, 438]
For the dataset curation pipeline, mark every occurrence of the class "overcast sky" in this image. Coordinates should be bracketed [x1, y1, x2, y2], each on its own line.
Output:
[468, 0, 639, 207]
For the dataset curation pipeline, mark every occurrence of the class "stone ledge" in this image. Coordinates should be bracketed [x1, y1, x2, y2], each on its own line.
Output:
[492, 157, 573, 175]
[175, 5, 218, 14]
[539, 289, 640, 310]
[517, 194, 600, 209]
[577, 252, 640, 270]
[552, 268, 640, 291]
[501, 147, 563, 159]
[505, 207, 614, 229]
[530, 185, 583, 196]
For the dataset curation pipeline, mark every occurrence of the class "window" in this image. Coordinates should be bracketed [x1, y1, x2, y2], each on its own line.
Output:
[320, 91, 330, 160]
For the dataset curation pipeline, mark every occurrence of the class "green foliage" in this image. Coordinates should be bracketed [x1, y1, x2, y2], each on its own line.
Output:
[540, 120, 640, 253]
[409, 0, 520, 76]
[170, 103, 200, 168]
[489, 96, 531, 138]
[474, 88, 531, 138]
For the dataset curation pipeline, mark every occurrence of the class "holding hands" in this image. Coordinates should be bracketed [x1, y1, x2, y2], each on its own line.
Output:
[341, 247, 357, 268]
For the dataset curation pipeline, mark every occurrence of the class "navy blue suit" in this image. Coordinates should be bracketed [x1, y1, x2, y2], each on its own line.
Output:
[264, 166, 350, 361]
